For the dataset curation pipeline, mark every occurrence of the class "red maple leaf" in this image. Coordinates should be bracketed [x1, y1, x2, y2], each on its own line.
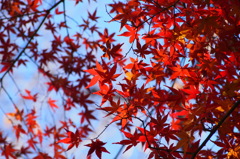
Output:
[21, 90, 37, 102]
[47, 98, 59, 111]
[118, 25, 139, 43]
[1, 144, 16, 159]
[57, 129, 82, 151]
[13, 124, 26, 140]
[0, 62, 11, 73]
[88, 9, 99, 21]
[85, 139, 110, 159]
[79, 109, 97, 124]
[113, 130, 140, 152]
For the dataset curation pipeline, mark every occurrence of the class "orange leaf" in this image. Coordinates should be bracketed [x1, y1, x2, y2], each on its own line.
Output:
[48, 98, 59, 111]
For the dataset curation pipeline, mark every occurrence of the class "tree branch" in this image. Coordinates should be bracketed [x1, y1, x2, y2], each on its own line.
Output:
[0, 0, 64, 83]
[191, 100, 240, 159]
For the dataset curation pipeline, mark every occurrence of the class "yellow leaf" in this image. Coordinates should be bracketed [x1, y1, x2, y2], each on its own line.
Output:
[125, 71, 133, 80]
[216, 106, 224, 112]
[227, 145, 240, 159]
[146, 87, 155, 93]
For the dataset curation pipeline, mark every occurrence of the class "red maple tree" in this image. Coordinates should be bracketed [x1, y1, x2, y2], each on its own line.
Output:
[0, 0, 239, 158]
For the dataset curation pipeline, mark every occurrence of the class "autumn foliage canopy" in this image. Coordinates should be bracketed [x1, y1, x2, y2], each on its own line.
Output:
[0, 0, 240, 158]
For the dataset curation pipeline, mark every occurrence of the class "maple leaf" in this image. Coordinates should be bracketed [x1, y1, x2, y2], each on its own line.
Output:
[93, 84, 116, 105]
[2, 144, 17, 159]
[79, 18, 90, 31]
[98, 41, 123, 60]
[13, 124, 26, 140]
[48, 98, 59, 111]
[173, 131, 194, 153]
[17, 146, 32, 157]
[25, 110, 39, 133]
[79, 109, 97, 124]
[85, 139, 110, 159]
[7, 108, 24, 121]
[1, 0, 240, 158]
[98, 28, 116, 43]
[118, 25, 139, 43]
[84, 60, 121, 88]
[9, 2, 22, 16]
[64, 98, 75, 110]
[222, 79, 240, 97]
[74, 0, 83, 5]
[0, 62, 11, 73]
[134, 41, 151, 58]
[33, 152, 52, 159]
[100, 99, 121, 117]
[88, 9, 99, 21]
[37, 129, 43, 144]
[166, 85, 186, 107]
[21, 90, 37, 102]
[55, 8, 64, 15]
[227, 145, 240, 159]
[182, 85, 200, 100]
[27, 138, 38, 151]
[45, 20, 57, 34]
[57, 129, 82, 151]
[27, 0, 42, 11]
[137, 127, 158, 151]
[17, 59, 28, 67]
[84, 61, 104, 88]
[110, 103, 137, 128]
[170, 64, 191, 79]
[0, 132, 7, 145]
[113, 130, 140, 153]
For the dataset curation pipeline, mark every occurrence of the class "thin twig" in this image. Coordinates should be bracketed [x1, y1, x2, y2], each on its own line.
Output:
[0, 10, 47, 21]
[0, 0, 64, 83]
